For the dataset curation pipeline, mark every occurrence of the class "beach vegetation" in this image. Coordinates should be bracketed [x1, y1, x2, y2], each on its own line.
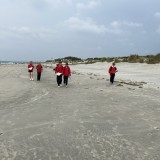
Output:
[145, 54, 160, 64]
[46, 52, 160, 64]
[128, 54, 140, 63]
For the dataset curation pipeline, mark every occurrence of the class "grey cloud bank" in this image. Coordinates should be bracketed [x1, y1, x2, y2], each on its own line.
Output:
[0, 0, 160, 61]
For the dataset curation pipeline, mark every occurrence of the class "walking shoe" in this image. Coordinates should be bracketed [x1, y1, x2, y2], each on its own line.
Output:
[66, 85, 68, 88]
[58, 86, 60, 88]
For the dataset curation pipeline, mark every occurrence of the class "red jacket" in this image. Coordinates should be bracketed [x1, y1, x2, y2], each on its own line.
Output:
[108, 66, 117, 74]
[63, 65, 71, 76]
[28, 64, 34, 72]
[55, 64, 63, 74]
[36, 64, 43, 72]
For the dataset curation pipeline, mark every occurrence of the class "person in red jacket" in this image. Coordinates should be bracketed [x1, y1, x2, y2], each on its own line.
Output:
[108, 62, 118, 84]
[28, 61, 34, 80]
[36, 63, 43, 81]
[63, 62, 71, 87]
[54, 61, 63, 87]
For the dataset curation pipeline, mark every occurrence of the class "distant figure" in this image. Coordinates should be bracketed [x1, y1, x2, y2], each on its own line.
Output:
[54, 61, 64, 87]
[63, 63, 71, 88]
[36, 63, 43, 81]
[28, 61, 34, 81]
[108, 62, 118, 84]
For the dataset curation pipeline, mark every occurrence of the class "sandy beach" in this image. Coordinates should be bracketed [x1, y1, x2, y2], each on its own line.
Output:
[0, 62, 160, 160]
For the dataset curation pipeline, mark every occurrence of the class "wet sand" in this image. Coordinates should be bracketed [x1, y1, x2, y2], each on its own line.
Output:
[0, 63, 160, 160]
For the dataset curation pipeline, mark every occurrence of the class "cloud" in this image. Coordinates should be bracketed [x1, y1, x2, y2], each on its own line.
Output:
[66, 17, 121, 34]
[65, 17, 107, 34]
[108, 20, 143, 34]
[76, 0, 100, 10]
[9, 0, 72, 9]
[154, 12, 160, 18]
[8, 26, 31, 34]
[0, 26, 58, 38]
[45, 0, 73, 6]
[65, 17, 143, 35]
[111, 21, 143, 28]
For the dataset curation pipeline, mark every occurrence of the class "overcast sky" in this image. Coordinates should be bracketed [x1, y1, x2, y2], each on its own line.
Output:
[0, 0, 160, 61]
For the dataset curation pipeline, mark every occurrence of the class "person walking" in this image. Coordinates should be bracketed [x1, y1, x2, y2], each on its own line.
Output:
[108, 62, 118, 84]
[28, 61, 34, 80]
[63, 62, 71, 88]
[54, 61, 63, 87]
[36, 63, 43, 81]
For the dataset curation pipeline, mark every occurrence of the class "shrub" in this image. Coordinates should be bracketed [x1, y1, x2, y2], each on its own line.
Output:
[128, 54, 140, 63]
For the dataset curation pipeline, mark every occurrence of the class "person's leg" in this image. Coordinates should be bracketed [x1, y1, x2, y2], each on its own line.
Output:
[29, 71, 32, 80]
[29, 72, 31, 80]
[112, 74, 115, 83]
[37, 72, 40, 81]
[110, 74, 115, 83]
[39, 72, 41, 81]
[64, 76, 66, 85]
[57, 76, 59, 86]
[57, 75, 61, 86]
[110, 74, 112, 83]
[60, 75, 62, 85]
[65, 76, 68, 86]
[31, 72, 34, 80]
[64, 76, 68, 85]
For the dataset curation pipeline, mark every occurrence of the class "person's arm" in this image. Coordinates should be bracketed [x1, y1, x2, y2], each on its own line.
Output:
[108, 66, 112, 74]
[61, 66, 64, 74]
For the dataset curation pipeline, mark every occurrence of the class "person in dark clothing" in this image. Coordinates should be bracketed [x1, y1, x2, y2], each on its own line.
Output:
[36, 63, 43, 81]
[63, 63, 71, 87]
[54, 61, 63, 87]
[108, 62, 118, 84]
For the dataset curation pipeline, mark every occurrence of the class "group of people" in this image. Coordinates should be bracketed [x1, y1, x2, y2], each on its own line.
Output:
[53, 61, 71, 88]
[27, 61, 71, 88]
[28, 61, 43, 81]
[28, 61, 117, 86]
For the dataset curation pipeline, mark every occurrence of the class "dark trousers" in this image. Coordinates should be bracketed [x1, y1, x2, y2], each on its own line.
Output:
[57, 75, 62, 86]
[64, 76, 69, 85]
[110, 73, 115, 83]
[37, 72, 41, 81]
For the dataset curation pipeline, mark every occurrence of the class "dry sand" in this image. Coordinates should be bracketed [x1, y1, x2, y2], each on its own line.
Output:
[0, 63, 160, 160]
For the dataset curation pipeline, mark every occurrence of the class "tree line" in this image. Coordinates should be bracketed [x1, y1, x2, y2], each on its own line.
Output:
[46, 53, 160, 64]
